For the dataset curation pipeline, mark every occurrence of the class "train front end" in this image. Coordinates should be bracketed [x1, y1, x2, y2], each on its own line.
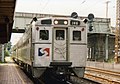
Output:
[32, 17, 87, 80]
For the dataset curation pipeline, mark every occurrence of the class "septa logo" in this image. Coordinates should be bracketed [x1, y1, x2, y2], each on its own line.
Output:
[38, 48, 50, 56]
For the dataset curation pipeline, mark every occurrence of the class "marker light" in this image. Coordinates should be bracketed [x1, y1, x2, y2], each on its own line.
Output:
[36, 27, 39, 31]
[81, 28, 84, 31]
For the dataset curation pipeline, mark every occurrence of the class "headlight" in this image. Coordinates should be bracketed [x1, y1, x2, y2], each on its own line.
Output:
[54, 20, 58, 24]
[64, 21, 68, 25]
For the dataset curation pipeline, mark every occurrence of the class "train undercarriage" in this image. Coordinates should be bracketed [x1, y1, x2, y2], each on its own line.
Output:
[13, 58, 85, 83]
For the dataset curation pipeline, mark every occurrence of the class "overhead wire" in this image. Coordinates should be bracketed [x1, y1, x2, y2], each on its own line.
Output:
[81, 0, 86, 4]
[38, 0, 105, 16]
[72, 0, 101, 16]
[39, 0, 50, 13]
[72, 0, 87, 14]
[83, 0, 103, 13]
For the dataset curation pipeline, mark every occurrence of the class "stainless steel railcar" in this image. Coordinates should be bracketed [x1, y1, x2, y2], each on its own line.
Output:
[12, 16, 87, 81]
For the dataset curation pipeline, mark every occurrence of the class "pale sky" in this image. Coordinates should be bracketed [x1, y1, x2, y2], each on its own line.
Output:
[11, 0, 116, 45]
[15, 0, 116, 20]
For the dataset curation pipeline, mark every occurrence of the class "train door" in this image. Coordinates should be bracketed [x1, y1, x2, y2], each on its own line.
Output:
[53, 28, 68, 61]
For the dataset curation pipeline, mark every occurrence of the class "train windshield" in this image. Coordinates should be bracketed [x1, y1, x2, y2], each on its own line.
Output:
[39, 30, 49, 40]
[56, 30, 65, 40]
[73, 31, 81, 41]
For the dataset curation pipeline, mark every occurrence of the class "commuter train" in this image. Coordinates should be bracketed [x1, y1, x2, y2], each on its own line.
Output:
[12, 16, 87, 82]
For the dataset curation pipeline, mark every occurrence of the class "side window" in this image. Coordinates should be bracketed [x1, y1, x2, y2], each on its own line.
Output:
[40, 30, 49, 40]
[73, 31, 81, 41]
[56, 30, 64, 40]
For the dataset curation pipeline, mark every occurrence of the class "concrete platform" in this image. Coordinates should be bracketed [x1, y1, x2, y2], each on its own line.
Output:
[86, 61, 120, 73]
[0, 63, 33, 84]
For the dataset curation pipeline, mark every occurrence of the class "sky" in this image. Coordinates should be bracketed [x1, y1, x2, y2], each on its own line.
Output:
[11, 0, 116, 45]
[15, 0, 116, 20]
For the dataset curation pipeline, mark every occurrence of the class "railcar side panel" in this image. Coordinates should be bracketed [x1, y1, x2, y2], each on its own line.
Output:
[16, 28, 32, 65]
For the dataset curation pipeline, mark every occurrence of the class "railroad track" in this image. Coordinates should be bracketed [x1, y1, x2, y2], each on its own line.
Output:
[22, 66, 101, 84]
[85, 67, 120, 84]
[35, 75, 100, 84]
[71, 75, 100, 84]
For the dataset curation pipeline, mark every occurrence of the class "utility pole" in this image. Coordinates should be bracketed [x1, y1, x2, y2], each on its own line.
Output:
[106, 1, 110, 18]
[105, 1, 110, 61]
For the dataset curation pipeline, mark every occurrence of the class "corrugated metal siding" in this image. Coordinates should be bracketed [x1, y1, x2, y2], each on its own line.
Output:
[89, 18, 111, 33]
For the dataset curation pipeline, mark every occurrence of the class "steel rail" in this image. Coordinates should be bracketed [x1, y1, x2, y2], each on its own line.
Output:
[85, 67, 120, 83]
[85, 73, 120, 84]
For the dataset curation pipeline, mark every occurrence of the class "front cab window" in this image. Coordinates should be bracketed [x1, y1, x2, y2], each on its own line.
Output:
[40, 30, 49, 40]
[56, 30, 64, 40]
[73, 31, 81, 41]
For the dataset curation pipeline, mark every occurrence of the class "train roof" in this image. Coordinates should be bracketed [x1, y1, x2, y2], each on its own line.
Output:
[36, 17, 82, 21]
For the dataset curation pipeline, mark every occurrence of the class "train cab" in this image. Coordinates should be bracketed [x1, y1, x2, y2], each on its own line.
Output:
[12, 16, 87, 80]
[31, 17, 87, 77]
